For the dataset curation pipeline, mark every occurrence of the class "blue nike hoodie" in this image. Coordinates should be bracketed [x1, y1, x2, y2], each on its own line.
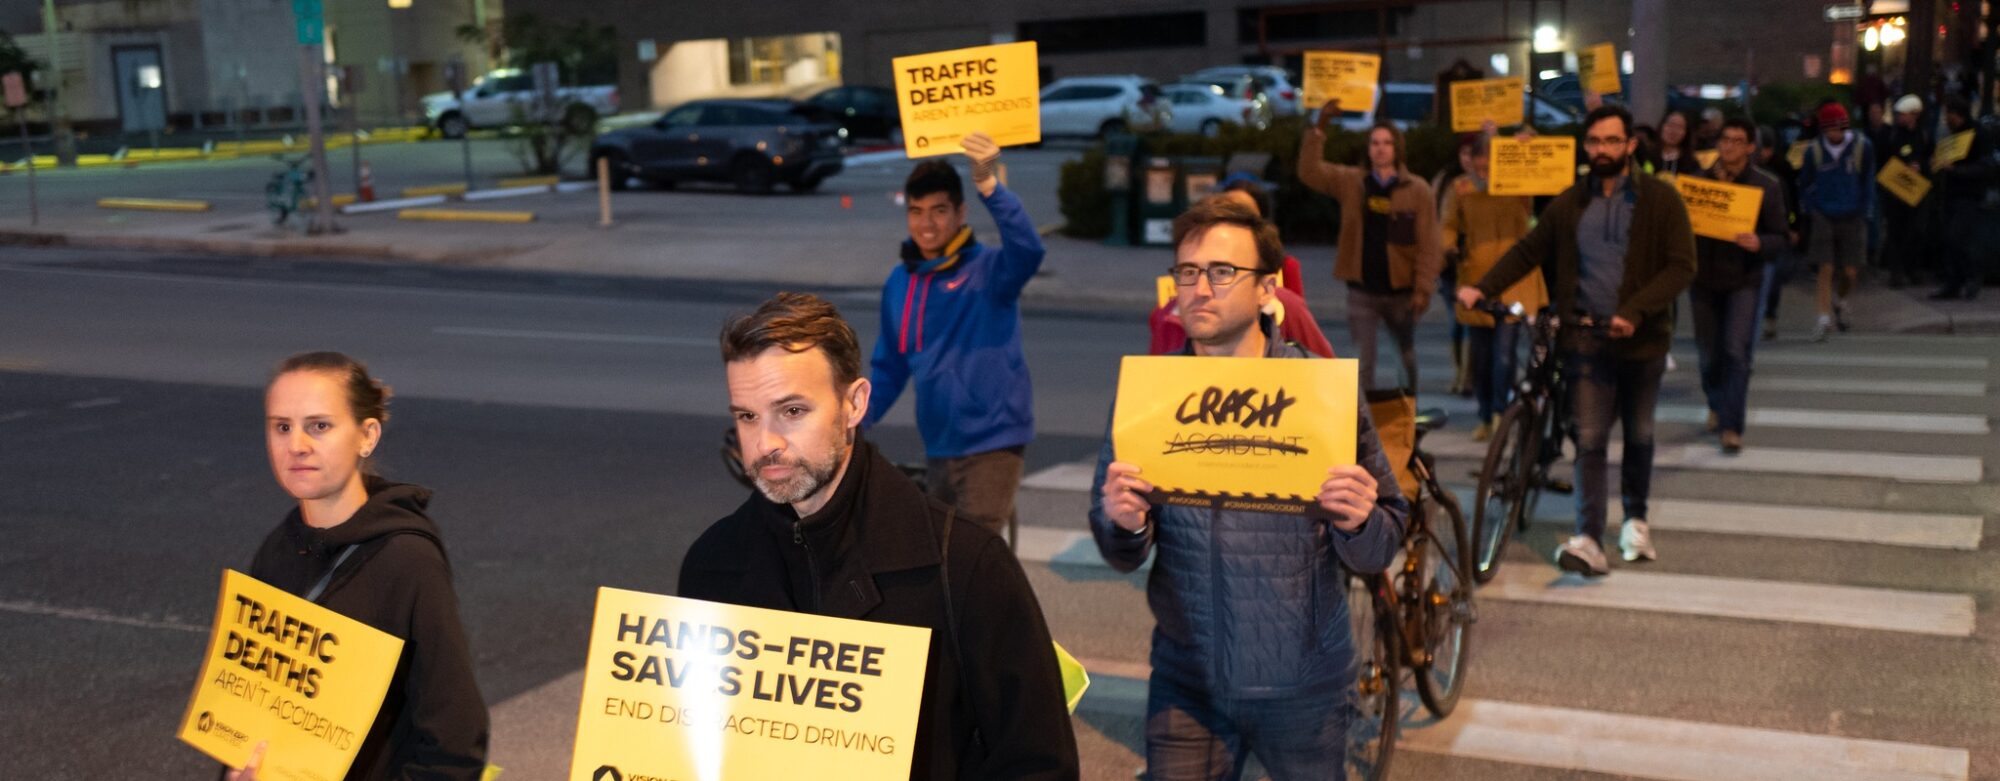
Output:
[864, 183, 1043, 459]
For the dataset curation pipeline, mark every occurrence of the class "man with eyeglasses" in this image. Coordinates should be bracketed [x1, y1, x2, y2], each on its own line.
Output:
[1089, 196, 1408, 779]
[1690, 118, 1787, 456]
[1457, 105, 1695, 577]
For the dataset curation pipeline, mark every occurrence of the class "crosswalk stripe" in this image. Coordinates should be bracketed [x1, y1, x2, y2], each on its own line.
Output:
[1482, 562, 1976, 636]
[1752, 377, 1988, 397]
[1748, 352, 1988, 371]
[1420, 395, 1990, 434]
[1069, 661, 1971, 781]
[1452, 492, 1987, 551]
[1415, 436, 1985, 484]
[1017, 527, 1977, 636]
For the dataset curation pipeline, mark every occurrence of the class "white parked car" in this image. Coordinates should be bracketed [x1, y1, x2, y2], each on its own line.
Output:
[422, 68, 620, 138]
[1316, 82, 1584, 131]
[1038, 76, 1168, 138]
[1188, 65, 1304, 116]
[1161, 83, 1269, 137]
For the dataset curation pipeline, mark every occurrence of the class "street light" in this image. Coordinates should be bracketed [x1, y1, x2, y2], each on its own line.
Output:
[1533, 25, 1564, 53]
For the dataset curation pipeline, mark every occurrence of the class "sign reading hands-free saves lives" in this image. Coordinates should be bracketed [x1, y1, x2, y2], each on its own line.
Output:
[892, 41, 1040, 158]
[1449, 77, 1524, 132]
[179, 570, 403, 781]
[1488, 136, 1577, 196]
[1303, 51, 1381, 112]
[1675, 175, 1765, 241]
[569, 588, 931, 781]
[1113, 356, 1359, 515]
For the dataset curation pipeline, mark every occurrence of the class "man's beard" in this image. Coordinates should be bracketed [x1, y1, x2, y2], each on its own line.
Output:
[1590, 153, 1628, 179]
[749, 423, 851, 506]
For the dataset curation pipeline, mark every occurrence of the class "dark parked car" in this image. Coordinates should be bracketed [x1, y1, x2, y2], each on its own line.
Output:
[802, 85, 901, 144]
[590, 99, 845, 194]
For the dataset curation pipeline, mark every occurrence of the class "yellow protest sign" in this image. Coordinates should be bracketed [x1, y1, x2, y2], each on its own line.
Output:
[1932, 129, 1974, 171]
[1156, 275, 1177, 310]
[1675, 175, 1765, 241]
[179, 570, 404, 781]
[569, 588, 932, 781]
[1111, 356, 1358, 515]
[1695, 149, 1719, 170]
[1303, 51, 1381, 112]
[1579, 43, 1621, 95]
[892, 41, 1040, 158]
[1449, 77, 1525, 132]
[1488, 136, 1577, 196]
[1878, 156, 1933, 206]
[1787, 139, 1813, 170]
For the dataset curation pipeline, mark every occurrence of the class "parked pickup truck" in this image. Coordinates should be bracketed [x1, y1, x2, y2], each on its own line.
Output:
[422, 68, 619, 138]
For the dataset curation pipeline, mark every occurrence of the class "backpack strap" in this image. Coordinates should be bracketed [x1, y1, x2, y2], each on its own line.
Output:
[931, 506, 989, 759]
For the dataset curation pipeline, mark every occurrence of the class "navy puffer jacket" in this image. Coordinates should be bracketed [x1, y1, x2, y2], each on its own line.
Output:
[1087, 323, 1408, 700]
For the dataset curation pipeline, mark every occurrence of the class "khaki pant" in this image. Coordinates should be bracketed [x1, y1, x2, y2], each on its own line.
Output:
[925, 446, 1025, 546]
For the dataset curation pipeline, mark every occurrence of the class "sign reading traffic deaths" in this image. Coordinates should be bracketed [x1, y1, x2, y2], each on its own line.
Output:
[1449, 78, 1524, 132]
[1932, 129, 1974, 171]
[1877, 156, 1933, 206]
[568, 588, 932, 781]
[1303, 51, 1381, 112]
[1675, 175, 1765, 241]
[1112, 356, 1359, 516]
[1488, 137, 1577, 196]
[1579, 43, 1621, 95]
[892, 41, 1040, 158]
[178, 570, 403, 781]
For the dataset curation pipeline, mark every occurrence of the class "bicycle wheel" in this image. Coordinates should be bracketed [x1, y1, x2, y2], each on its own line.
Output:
[1414, 479, 1474, 718]
[1471, 401, 1536, 583]
[1345, 575, 1399, 781]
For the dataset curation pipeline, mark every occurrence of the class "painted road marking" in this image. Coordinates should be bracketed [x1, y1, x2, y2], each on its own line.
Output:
[431, 326, 711, 347]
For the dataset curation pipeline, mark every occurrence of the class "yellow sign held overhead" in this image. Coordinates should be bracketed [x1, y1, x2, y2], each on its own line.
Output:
[568, 588, 932, 781]
[1932, 129, 1974, 171]
[1878, 157, 1933, 207]
[178, 570, 405, 780]
[1488, 136, 1577, 196]
[1112, 356, 1359, 516]
[1695, 149, 1720, 170]
[1787, 139, 1813, 170]
[1448, 78, 1526, 132]
[1303, 51, 1381, 113]
[1579, 43, 1622, 95]
[1675, 175, 1765, 241]
[892, 41, 1041, 158]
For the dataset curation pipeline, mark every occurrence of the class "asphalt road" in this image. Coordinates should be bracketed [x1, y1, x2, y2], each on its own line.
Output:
[1, 246, 1995, 780]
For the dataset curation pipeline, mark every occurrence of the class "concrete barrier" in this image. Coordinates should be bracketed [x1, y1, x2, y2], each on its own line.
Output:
[498, 175, 560, 188]
[397, 208, 534, 224]
[401, 183, 470, 198]
[97, 197, 212, 212]
[341, 195, 448, 214]
[463, 185, 552, 202]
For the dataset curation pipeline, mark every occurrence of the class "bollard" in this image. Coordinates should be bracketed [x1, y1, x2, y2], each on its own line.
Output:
[597, 155, 613, 227]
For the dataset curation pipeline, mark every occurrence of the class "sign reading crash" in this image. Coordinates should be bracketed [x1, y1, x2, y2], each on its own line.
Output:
[1112, 356, 1360, 516]
[179, 570, 403, 781]
[569, 588, 931, 781]
[892, 41, 1040, 158]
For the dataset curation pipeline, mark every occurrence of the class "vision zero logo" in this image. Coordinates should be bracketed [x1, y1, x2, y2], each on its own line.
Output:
[914, 136, 931, 149]
[593, 764, 677, 781]
[195, 710, 252, 747]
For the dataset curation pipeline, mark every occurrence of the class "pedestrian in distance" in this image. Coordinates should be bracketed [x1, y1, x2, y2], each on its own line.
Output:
[231, 351, 490, 781]
[1756, 124, 1804, 341]
[684, 292, 1080, 781]
[1457, 105, 1696, 576]
[1441, 122, 1547, 442]
[1878, 95, 1933, 290]
[1797, 102, 1876, 340]
[1092, 196, 1408, 779]
[863, 131, 1043, 546]
[1298, 98, 1444, 392]
[1690, 118, 1789, 455]
[1930, 96, 1996, 301]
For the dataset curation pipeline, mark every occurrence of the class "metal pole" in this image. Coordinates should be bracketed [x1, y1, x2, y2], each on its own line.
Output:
[460, 129, 474, 190]
[19, 114, 37, 226]
[301, 45, 337, 234]
[42, 0, 74, 167]
[1629, 0, 1668, 125]
[350, 101, 362, 195]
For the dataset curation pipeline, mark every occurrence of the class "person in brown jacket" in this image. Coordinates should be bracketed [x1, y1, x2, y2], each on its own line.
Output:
[1457, 105, 1695, 577]
[1299, 99, 1444, 391]
[1441, 126, 1548, 441]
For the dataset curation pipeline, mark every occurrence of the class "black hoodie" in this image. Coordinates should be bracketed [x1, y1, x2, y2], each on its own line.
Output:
[246, 477, 490, 781]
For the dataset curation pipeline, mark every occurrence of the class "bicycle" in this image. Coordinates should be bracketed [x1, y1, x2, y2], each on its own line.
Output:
[1346, 405, 1476, 780]
[266, 155, 314, 227]
[1469, 303, 1610, 584]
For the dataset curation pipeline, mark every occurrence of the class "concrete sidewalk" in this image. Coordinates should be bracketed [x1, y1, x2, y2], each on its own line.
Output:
[3, 185, 1996, 334]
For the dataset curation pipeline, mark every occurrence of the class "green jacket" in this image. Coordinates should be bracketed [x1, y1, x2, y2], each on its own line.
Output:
[1473, 172, 1696, 361]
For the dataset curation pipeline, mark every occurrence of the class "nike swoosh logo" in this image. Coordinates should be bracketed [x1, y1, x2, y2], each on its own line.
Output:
[945, 277, 966, 291]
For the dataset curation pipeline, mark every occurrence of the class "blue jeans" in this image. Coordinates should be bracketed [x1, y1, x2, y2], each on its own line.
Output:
[1689, 284, 1761, 434]
[1144, 674, 1348, 781]
[1567, 334, 1666, 541]
[1468, 322, 1522, 423]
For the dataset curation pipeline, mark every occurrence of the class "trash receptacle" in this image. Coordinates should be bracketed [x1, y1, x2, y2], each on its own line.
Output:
[1103, 134, 1139, 246]
[1138, 156, 1180, 246]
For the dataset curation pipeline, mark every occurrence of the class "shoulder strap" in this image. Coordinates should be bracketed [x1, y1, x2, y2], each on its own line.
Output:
[305, 545, 357, 603]
[931, 507, 989, 755]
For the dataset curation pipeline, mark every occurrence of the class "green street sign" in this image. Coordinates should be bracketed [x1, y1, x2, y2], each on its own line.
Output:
[292, 0, 324, 44]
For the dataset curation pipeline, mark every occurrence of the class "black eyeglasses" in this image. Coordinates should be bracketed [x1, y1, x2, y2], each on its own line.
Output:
[1168, 263, 1263, 288]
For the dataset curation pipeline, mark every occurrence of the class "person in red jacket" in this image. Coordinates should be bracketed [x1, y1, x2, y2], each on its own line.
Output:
[1149, 175, 1335, 357]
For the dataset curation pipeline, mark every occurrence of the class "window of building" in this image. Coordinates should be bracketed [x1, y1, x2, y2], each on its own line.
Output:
[1018, 12, 1206, 54]
[1237, 7, 1409, 45]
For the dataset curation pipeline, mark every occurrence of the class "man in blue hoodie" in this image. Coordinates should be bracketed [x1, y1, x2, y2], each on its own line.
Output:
[1797, 102, 1876, 341]
[864, 131, 1043, 544]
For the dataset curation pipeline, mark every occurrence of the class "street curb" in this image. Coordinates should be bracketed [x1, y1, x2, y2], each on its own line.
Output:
[0, 228, 499, 265]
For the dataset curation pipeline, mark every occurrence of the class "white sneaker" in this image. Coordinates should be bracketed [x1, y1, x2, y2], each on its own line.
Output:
[1555, 535, 1610, 577]
[1620, 519, 1657, 562]
[1812, 316, 1832, 342]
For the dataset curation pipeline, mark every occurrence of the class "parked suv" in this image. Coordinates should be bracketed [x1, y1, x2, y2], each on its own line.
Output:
[1187, 65, 1303, 116]
[589, 99, 844, 194]
[801, 85, 901, 145]
[1039, 76, 1168, 138]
